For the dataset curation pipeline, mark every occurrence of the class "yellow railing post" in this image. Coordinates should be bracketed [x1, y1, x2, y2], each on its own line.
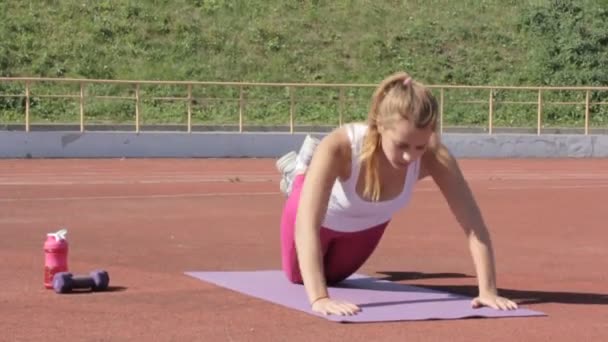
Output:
[289, 86, 295, 134]
[439, 88, 444, 134]
[80, 82, 85, 132]
[25, 81, 30, 132]
[488, 88, 494, 135]
[238, 86, 244, 133]
[338, 87, 345, 127]
[135, 83, 141, 133]
[187, 84, 192, 133]
[585, 90, 590, 135]
[537, 89, 542, 135]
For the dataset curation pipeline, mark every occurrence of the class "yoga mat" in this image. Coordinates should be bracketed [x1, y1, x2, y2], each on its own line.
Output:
[185, 270, 546, 323]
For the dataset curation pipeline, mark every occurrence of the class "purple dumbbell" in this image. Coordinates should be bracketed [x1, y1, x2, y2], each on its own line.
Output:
[52, 270, 110, 294]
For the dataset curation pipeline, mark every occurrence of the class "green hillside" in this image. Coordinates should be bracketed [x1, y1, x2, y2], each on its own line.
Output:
[1, 0, 607, 129]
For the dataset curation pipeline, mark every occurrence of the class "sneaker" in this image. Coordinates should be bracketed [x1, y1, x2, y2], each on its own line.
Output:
[276, 150, 297, 175]
[293, 135, 320, 174]
[276, 151, 297, 196]
[275, 135, 321, 197]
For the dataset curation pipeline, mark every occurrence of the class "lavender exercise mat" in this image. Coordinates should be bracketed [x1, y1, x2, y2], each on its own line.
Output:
[185, 270, 545, 323]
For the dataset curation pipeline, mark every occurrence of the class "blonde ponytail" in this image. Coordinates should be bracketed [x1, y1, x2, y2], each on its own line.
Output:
[359, 72, 406, 201]
[359, 128, 382, 201]
[358, 71, 438, 202]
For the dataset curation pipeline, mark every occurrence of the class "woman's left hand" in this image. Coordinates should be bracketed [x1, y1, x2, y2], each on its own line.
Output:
[471, 293, 518, 310]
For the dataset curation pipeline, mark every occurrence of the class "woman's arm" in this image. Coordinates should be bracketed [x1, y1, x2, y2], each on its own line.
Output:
[295, 128, 349, 305]
[420, 135, 518, 310]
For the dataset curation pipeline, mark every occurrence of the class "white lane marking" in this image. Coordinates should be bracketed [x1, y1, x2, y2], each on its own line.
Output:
[488, 183, 608, 190]
[0, 176, 278, 185]
[1, 182, 607, 203]
[0, 191, 281, 202]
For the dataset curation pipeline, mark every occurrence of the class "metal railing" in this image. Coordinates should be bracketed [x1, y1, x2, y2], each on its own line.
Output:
[1, 77, 607, 134]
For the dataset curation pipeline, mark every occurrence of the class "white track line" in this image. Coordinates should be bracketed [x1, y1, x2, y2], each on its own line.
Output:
[2, 183, 607, 203]
[0, 171, 276, 177]
[488, 183, 608, 190]
[0, 191, 281, 202]
[417, 183, 608, 191]
[2, 173, 608, 184]
[0, 178, 277, 185]
[3, 176, 608, 186]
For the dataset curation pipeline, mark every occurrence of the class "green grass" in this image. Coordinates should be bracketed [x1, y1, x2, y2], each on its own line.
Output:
[1, 0, 607, 129]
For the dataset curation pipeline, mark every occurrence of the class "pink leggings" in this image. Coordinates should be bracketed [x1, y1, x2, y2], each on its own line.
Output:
[280, 174, 389, 285]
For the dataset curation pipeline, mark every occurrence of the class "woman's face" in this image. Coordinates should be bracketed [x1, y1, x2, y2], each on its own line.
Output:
[379, 117, 434, 169]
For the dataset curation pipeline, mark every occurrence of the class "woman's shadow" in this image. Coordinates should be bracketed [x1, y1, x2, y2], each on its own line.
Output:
[363, 271, 608, 306]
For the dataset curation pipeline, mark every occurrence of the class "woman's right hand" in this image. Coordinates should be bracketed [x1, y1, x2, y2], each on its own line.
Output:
[311, 297, 361, 316]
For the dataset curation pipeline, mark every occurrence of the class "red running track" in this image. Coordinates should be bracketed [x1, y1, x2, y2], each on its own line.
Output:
[1, 158, 607, 341]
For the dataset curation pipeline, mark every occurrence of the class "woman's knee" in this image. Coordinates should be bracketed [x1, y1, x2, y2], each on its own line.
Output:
[322, 224, 389, 284]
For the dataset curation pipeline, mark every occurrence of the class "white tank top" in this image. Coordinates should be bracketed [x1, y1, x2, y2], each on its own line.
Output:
[321, 122, 420, 232]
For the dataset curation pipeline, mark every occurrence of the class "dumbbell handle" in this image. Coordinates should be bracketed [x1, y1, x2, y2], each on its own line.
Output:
[69, 276, 97, 290]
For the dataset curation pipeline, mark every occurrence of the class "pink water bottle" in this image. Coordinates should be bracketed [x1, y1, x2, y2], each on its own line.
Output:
[44, 228, 68, 289]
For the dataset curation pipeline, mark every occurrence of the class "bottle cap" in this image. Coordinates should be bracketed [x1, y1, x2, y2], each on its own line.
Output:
[47, 228, 68, 241]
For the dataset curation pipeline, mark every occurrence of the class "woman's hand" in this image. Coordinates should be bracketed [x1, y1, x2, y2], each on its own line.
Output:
[312, 297, 361, 316]
[471, 293, 518, 310]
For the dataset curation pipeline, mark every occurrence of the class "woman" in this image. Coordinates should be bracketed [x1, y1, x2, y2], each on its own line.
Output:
[276, 71, 518, 316]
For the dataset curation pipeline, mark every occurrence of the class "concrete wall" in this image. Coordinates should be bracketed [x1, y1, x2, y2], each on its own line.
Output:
[1, 131, 608, 158]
